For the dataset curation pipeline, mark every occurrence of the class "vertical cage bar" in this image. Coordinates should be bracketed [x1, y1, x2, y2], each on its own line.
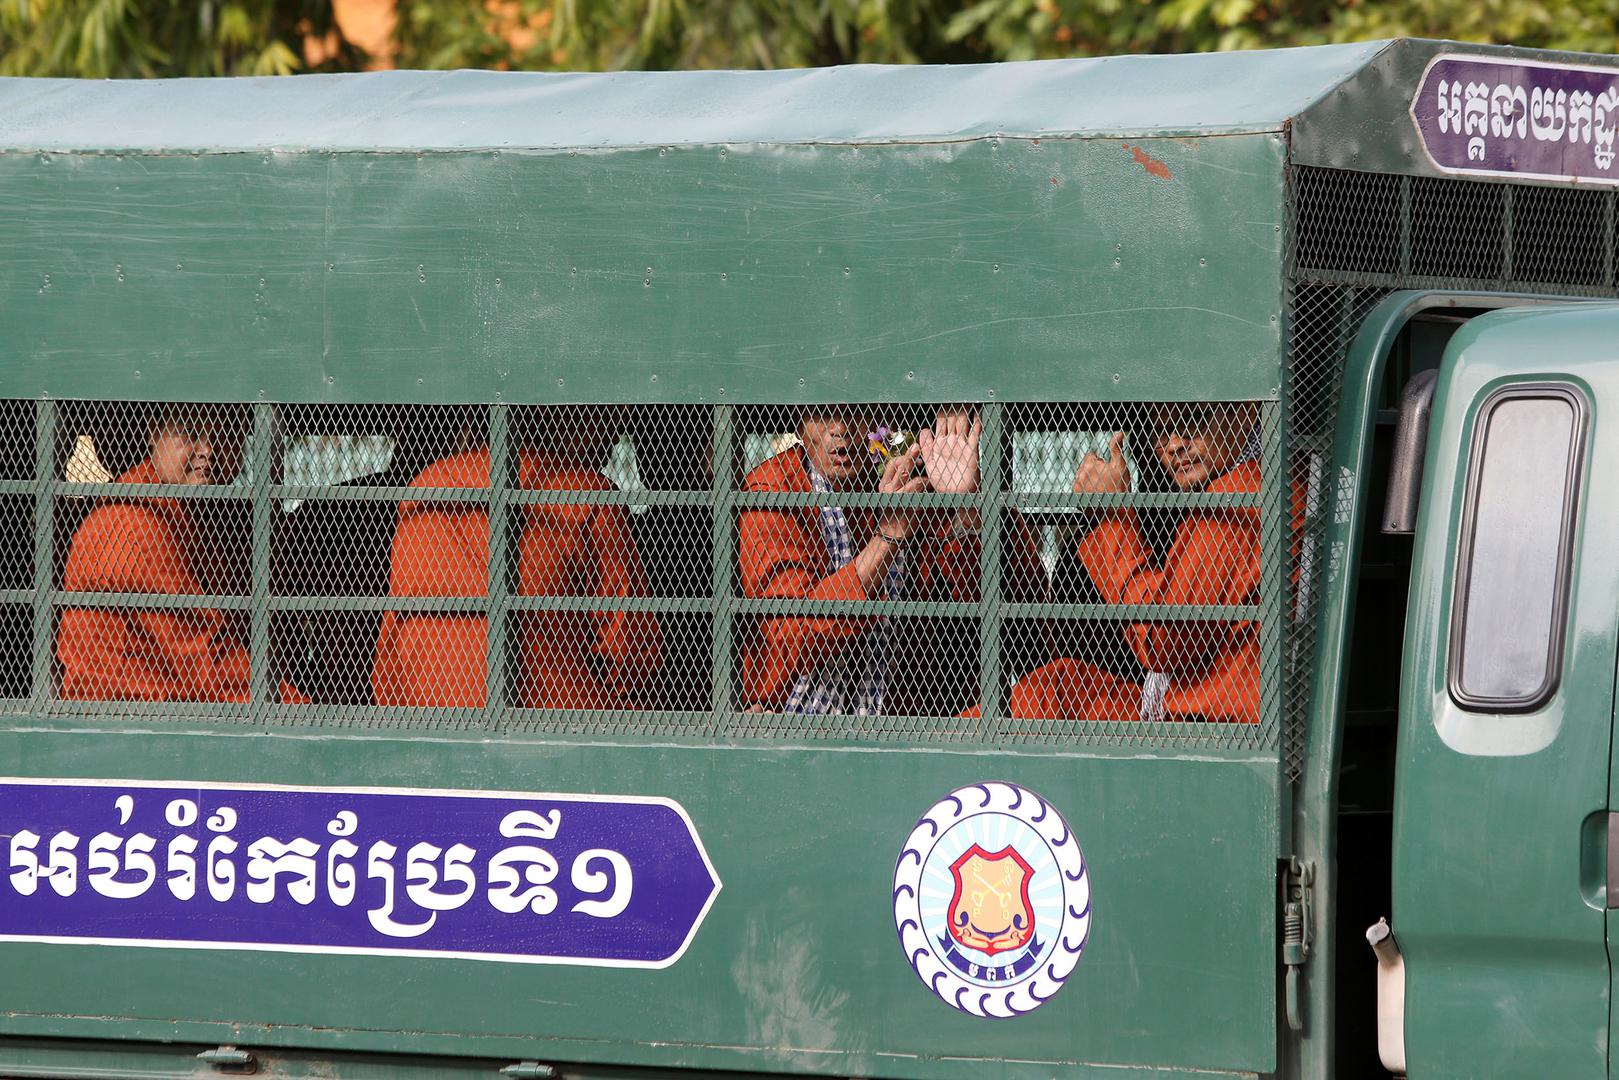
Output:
[709, 404, 734, 732]
[1500, 184, 1514, 284]
[1398, 175, 1412, 278]
[30, 399, 55, 711]
[1259, 401, 1287, 770]
[1604, 190, 1616, 288]
[977, 401, 1004, 735]
[486, 403, 510, 730]
[248, 402, 274, 719]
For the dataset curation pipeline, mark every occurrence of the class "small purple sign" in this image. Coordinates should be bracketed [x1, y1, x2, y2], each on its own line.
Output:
[1410, 54, 1619, 184]
[0, 778, 721, 967]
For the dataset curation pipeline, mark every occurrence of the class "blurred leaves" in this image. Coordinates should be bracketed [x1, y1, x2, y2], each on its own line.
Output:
[2, 0, 1619, 78]
[0, 0, 360, 76]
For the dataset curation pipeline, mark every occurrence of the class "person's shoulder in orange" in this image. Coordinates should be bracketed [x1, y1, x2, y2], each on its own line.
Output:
[519, 450, 616, 492]
[62, 460, 189, 594]
[743, 448, 811, 494]
[1207, 457, 1262, 495]
[408, 447, 490, 491]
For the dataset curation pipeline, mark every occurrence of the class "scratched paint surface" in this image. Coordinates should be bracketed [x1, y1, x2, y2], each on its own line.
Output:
[0, 134, 1284, 407]
[0, 730, 1279, 1077]
[0, 126, 1285, 1078]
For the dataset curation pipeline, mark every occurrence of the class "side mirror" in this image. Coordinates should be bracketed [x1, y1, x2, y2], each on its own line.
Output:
[1381, 368, 1439, 535]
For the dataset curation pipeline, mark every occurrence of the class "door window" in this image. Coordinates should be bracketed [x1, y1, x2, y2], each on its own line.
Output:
[1449, 386, 1586, 711]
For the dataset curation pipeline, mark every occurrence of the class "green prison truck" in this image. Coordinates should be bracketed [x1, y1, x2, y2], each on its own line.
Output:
[0, 34, 1617, 1080]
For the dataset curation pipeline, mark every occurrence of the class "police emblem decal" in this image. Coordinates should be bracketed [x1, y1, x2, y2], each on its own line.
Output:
[893, 782, 1090, 1017]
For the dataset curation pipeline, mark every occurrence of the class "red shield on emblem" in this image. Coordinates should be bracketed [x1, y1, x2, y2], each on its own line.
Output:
[946, 844, 1036, 956]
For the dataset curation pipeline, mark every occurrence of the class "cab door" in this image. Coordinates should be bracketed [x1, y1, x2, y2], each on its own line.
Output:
[1390, 304, 1619, 1078]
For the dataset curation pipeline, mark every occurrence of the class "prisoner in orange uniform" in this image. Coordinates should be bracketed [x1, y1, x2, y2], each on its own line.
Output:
[1008, 402, 1266, 724]
[372, 418, 660, 709]
[58, 406, 303, 703]
[739, 408, 1043, 716]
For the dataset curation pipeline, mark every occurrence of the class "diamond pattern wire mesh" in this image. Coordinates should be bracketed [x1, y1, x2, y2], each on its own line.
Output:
[10, 397, 1282, 749]
[1283, 165, 1619, 779]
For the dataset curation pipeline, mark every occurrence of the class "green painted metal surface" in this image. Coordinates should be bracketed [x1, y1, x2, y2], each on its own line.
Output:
[0, 134, 1284, 407]
[1, 729, 1279, 1078]
[1290, 39, 1619, 179]
[1391, 303, 1619, 1077]
[1285, 290, 1575, 1080]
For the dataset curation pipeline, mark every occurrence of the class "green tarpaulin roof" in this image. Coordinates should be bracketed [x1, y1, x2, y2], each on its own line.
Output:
[0, 41, 1391, 153]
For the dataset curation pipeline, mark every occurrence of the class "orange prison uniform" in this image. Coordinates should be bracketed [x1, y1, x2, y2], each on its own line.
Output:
[1009, 458, 1265, 724]
[58, 459, 304, 703]
[738, 448, 1043, 714]
[371, 449, 660, 709]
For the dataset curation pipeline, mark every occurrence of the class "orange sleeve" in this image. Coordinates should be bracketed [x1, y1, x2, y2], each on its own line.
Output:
[62, 505, 253, 703]
[737, 506, 869, 709]
[923, 509, 1045, 604]
[586, 504, 661, 705]
[1077, 508, 1260, 676]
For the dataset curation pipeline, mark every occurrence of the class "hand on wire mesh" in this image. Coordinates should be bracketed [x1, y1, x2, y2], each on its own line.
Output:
[876, 442, 928, 541]
[1072, 431, 1131, 495]
[917, 409, 981, 495]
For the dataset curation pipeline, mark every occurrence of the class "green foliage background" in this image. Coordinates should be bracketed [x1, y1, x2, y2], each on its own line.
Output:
[3, 0, 1619, 78]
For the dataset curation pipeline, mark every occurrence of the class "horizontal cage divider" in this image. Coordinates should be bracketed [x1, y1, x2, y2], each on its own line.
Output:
[41, 594, 1260, 619]
[52, 591, 252, 611]
[55, 481, 247, 500]
[1012, 491, 1264, 510]
[41, 700, 254, 719]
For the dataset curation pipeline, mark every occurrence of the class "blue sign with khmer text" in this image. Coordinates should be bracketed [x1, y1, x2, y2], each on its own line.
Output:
[0, 778, 721, 967]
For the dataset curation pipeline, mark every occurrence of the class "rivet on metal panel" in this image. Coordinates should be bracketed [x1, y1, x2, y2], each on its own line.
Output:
[905, 371, 914, 381]
[494, 277, 502, 286]
[720, 272, 728, 280]
[176, 263, 183, 271]
[1112, 373, 1121, 382]
[115, 264, 124, 281]
[133, 370, 141, 379]
[992, 264, 1000, 272]
[1199, 257, 1207, 266]
[650, 374, 658, 383]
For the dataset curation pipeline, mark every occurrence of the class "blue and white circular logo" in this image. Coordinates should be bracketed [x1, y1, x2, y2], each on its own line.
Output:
[892, 781, 1090, 1017]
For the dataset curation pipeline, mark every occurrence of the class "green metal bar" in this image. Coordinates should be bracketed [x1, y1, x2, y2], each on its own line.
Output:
[0, 479, 33, 496]
[267, 595, 488, 613]
[271, 484, 487, 504]
[486, 403, 510, 729]
[273, 486, 1260, 509]
[52, 591, 252, 610]
[0, 589, 32, 604]
[1605, 190, 1616, 288]
[1398, 174, 1412, 278]
[30, 400, 56, 711]
[39, 700, 252, 721]
[1260, 400, 1287, 792]
[53, 592, 1255, 620]
[25, 704, 1274, 749]
[248, 403, 273, 719]
[709, 404, 734, 730]
[52, 481, 246, 500]
[1500, 184, 1514, 284]
[977, 401, 1003, 733]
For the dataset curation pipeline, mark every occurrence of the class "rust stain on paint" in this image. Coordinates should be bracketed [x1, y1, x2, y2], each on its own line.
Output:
[1121, 143, 1172, 180]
